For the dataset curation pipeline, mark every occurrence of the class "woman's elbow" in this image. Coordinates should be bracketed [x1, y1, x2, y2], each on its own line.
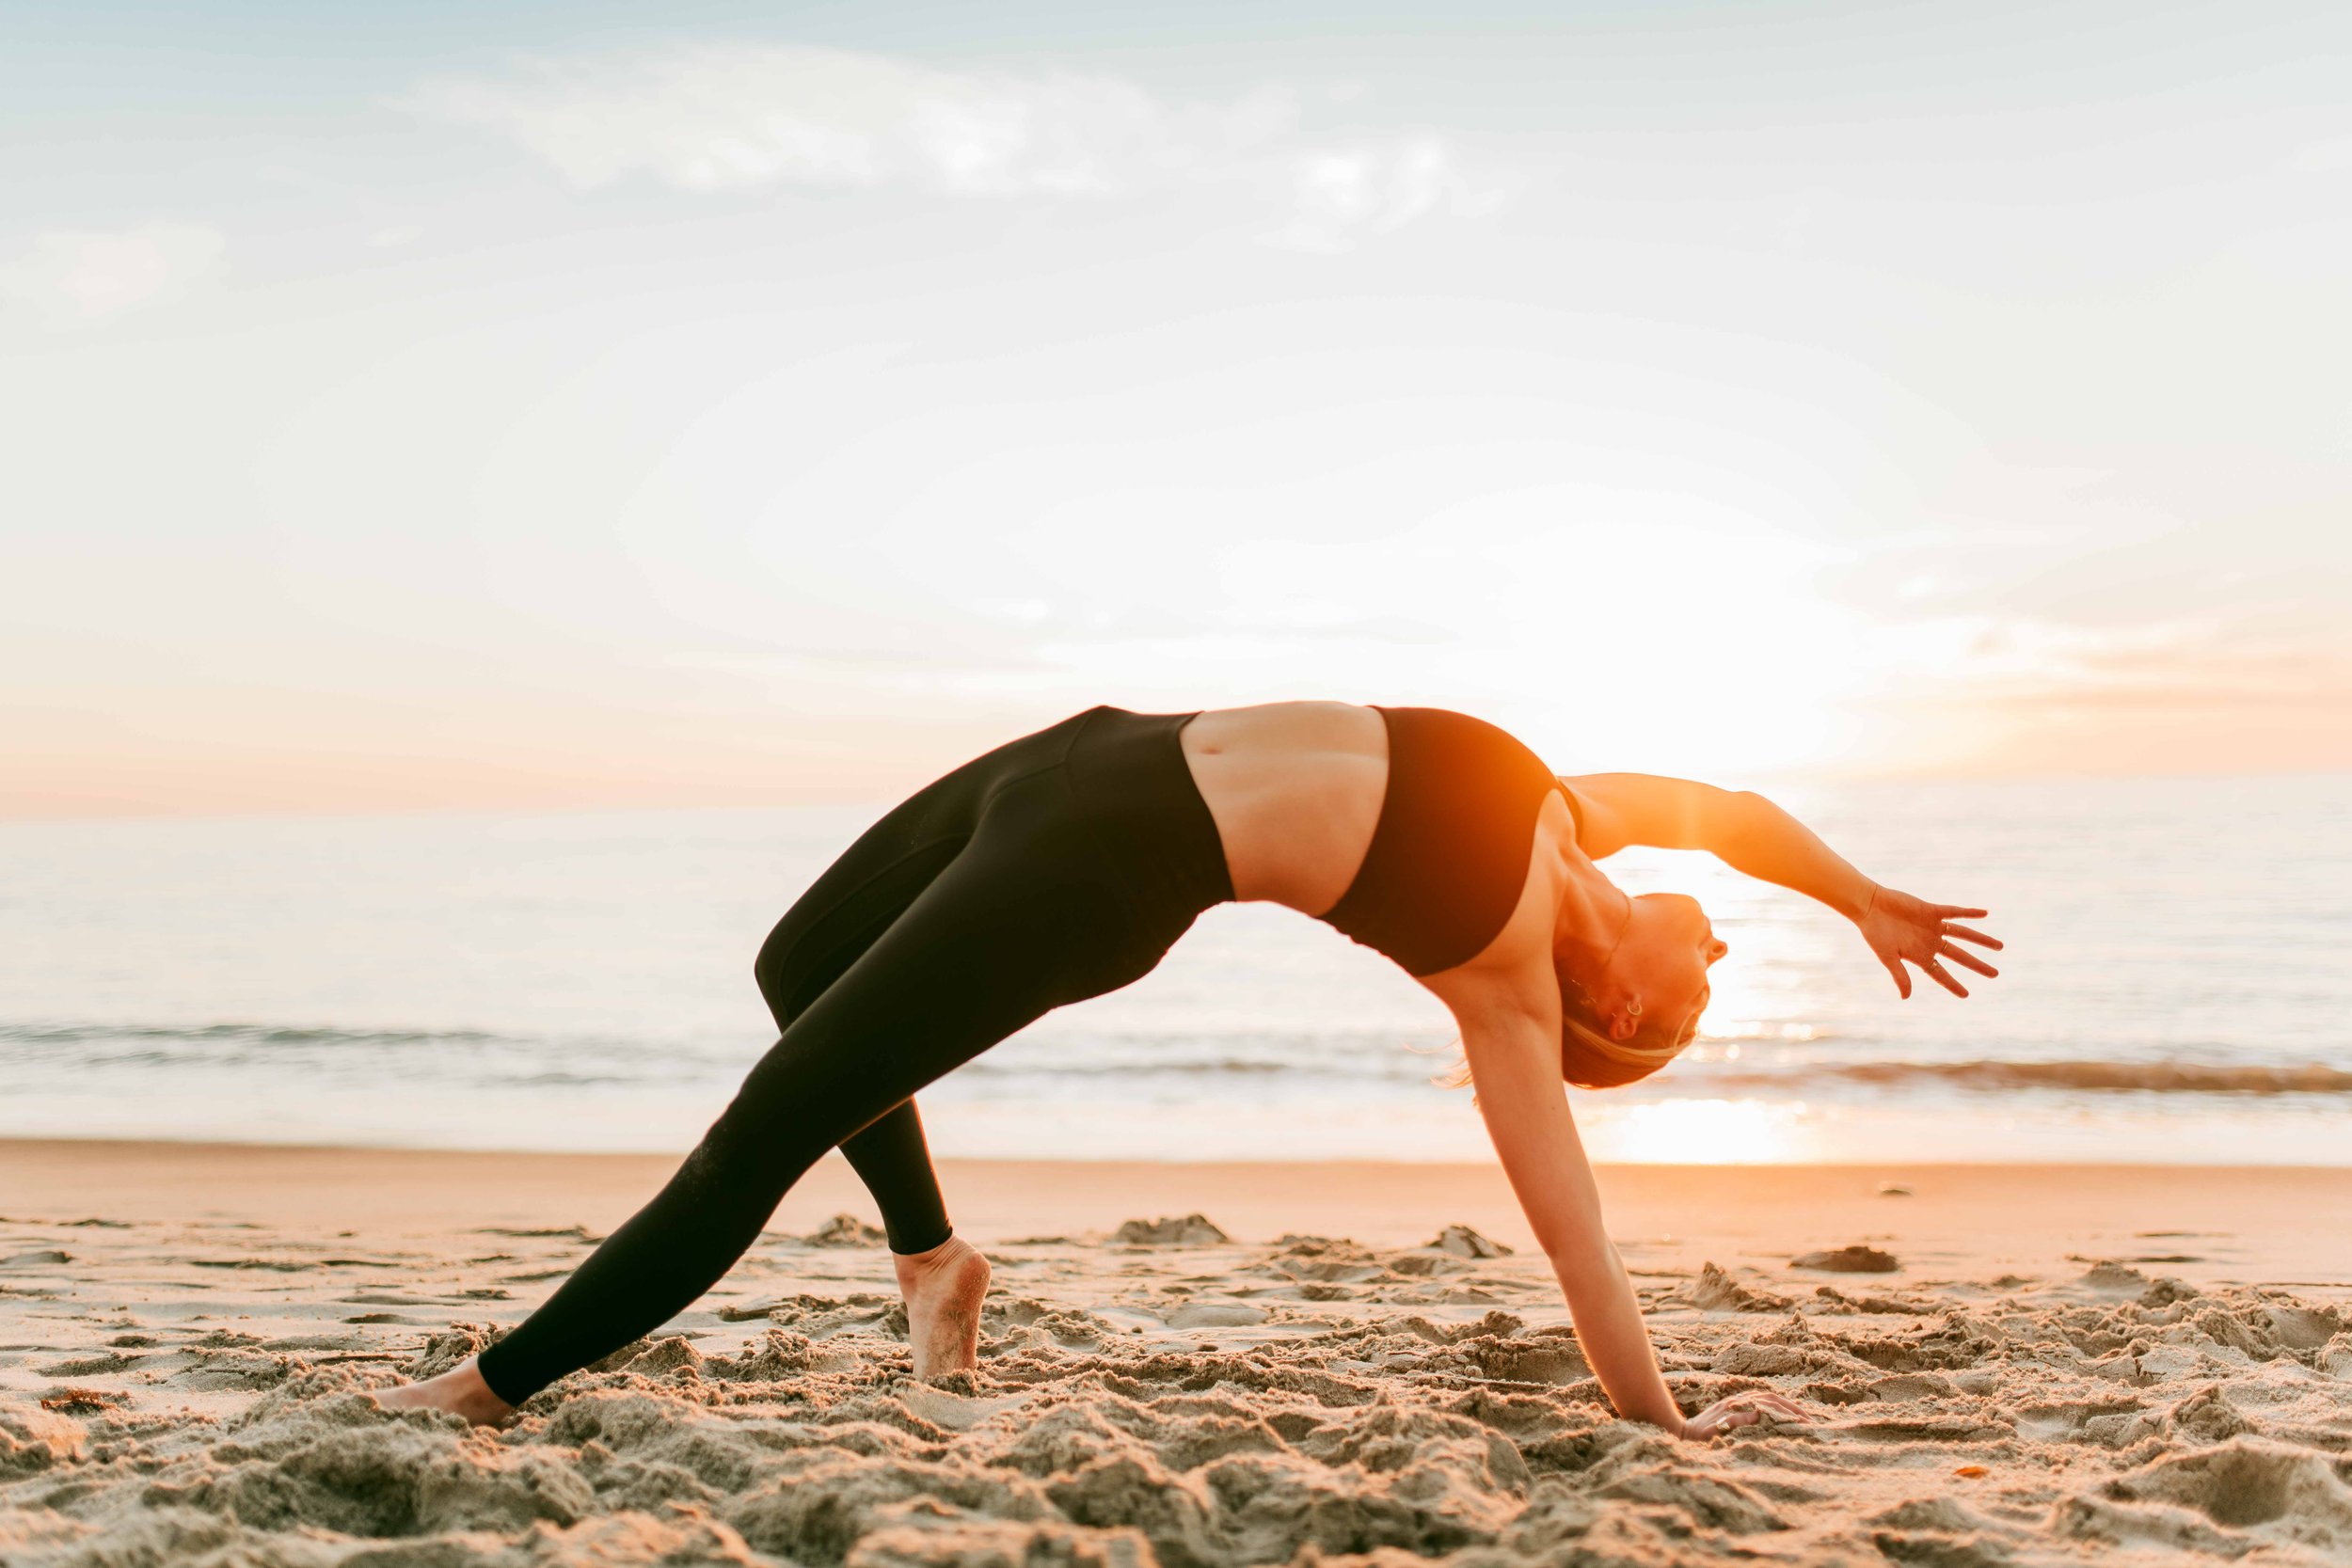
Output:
[1704, 786, 1770, 843]
[1717, 785, 1768, 817]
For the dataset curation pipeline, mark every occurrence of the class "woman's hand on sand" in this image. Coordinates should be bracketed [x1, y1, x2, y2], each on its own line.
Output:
[1679, 1389, 1809, 1441]
[375, 1355, 516, 1427]
[1858, 885, 2002, 999]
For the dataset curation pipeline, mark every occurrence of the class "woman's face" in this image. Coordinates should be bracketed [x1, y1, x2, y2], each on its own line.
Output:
[1610, 892, 1727, 1042]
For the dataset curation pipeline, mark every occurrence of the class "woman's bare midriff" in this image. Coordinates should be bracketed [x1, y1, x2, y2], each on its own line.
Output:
[1179, 701, 1388, 915]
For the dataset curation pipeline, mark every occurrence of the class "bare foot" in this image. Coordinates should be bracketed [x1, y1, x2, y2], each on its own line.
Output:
[376, 1355, 516, 1427]
[894, 1235, 990, 1381]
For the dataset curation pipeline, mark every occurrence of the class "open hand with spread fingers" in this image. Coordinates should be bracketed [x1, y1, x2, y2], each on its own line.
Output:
[1680, 1390, 1810, 1441]
[1859, 884, 2003, 998]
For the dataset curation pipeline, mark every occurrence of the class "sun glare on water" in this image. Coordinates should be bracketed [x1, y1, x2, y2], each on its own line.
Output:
[1581, 1097, 1819, 1164]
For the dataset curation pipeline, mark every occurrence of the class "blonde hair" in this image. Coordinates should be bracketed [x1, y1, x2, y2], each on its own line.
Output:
[1556, 1001, 1698, 1088]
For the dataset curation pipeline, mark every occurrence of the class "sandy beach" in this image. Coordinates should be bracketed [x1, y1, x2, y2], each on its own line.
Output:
[6, 1141, 2352, 1566]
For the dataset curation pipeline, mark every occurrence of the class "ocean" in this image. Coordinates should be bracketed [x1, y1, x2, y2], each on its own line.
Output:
[3, 773, 2344, 1164]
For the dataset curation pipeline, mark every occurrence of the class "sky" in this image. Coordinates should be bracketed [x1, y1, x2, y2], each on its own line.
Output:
[5, 1, 2349, 816]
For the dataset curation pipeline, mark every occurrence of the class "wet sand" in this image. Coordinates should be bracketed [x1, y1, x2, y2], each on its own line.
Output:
[5, 1140, 2352, 1565]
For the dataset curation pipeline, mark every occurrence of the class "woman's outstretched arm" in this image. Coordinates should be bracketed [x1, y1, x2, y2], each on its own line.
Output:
[1560, 772, 1871, 914]
[1562, 772, 2002, 997]
[1452, 986, 1804, 1440]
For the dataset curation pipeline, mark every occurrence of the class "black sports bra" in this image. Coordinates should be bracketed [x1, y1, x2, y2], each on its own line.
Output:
[1316, 706, 1581, 976]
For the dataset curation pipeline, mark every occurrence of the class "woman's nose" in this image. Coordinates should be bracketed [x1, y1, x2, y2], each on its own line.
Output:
[1708, 939, 1728, 963]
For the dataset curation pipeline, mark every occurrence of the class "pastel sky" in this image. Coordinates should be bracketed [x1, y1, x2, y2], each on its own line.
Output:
[7, 1, 2348, 815]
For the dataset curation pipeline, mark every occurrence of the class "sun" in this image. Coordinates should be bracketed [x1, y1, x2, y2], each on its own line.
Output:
[1470, 507, 1871, 781]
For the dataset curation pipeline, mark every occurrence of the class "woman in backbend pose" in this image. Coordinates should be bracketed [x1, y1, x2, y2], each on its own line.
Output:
[385, 702, 1999, 1438]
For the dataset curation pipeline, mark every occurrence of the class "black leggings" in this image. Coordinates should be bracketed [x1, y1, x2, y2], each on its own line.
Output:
[474, 705, 1232, 1405]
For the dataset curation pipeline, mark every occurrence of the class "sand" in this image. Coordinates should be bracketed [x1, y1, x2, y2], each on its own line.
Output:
[5, 1143, 2352, 1566]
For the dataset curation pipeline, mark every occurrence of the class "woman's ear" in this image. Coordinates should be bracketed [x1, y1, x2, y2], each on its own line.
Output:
[1607, 1003, 1642, 1042]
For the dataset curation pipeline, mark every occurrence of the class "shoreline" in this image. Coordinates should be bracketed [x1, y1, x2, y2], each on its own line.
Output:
[7, 1135, 2352, 1284]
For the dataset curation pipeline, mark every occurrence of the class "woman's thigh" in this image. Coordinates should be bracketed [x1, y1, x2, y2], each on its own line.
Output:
[752, 767, 993, 1024]
[717, 828, 1130, 1160]
[755, 832, 964, 1027]
[751, 715, 1093, 1022]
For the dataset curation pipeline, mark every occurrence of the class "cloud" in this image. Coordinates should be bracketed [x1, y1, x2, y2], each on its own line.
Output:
[1275, 137, 1503, 251]
[2286, 135, 2352, 174]
[1884, 617, 2352, 774]
[402, 43, 1498, 245]
[1869, 608, 2352, 718]
[0, 224, 225, 325]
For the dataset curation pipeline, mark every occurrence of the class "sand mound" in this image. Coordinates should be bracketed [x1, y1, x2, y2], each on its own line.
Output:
[804, 1215, 891, 1249]
[1790, 1244, 1901, 1274]
[1426, 1226, 1513, 1259]
[1684, 1262, 1792, 1313]
[1111, 1216, 1229, 1247]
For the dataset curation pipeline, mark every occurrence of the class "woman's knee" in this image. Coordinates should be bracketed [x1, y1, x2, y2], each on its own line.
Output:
[751, 923, 800, 1018]
[753, 907, 840, 1022]
[753, 837, 966, 1020]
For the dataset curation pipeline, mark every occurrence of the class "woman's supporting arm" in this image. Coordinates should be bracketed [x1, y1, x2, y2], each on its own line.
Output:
[1454, 993, 1687, 1433]
[1453, 991, 1808, 1437]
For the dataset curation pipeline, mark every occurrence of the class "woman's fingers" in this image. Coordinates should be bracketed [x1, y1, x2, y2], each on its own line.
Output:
[1939, 941, 1999, 978]
[1710, 1392, 1809, 1433]
[1932, 905, 1989, 919]
[1879, 950, 1913, 999]
[1942, 923, 2002, 950]
[1689, 1390, 1809, 1440]
[1919, 957, 1969, 997]
[1734, 1393, 1804, 1418]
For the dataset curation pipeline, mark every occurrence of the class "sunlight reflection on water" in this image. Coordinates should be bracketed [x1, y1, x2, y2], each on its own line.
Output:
[1583, 1099, 1818, 1164]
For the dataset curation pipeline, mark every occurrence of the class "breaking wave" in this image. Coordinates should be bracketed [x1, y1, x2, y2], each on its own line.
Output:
[1716, 1059, 2352, 1096]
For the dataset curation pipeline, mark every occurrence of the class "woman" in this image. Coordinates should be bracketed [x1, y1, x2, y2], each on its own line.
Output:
[384, 701, 1999, 1439]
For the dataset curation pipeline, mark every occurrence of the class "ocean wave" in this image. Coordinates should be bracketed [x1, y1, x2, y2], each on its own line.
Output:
[0, 1022, 511, 1049]
[1721, 1059, 2352, 1096]
[960, 1058, 1290, 1077]
[967, 1054, 2352, 1097]
[0, 1022, 745, 1081]
[10, 1023, 2348, 1101]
